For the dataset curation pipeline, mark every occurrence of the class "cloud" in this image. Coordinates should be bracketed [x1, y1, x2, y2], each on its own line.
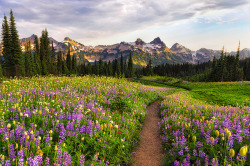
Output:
[0, 0, 250, 45]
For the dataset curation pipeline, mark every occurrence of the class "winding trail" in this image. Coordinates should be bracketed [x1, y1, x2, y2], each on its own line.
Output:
[132, 100, 164, 166]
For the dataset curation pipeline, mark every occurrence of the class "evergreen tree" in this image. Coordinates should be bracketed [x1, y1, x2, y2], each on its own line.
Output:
[107, 61, 112, 76]
[50, 41, 57, 74]
[146, 60, 153, 76]
[98, 58, 103, 76]
[9, 10, 25, 77]
[93, 60, 99, 75]
[103, 61, 108, 76]
[128, 52, 134, 78]
[210, 56, 218, 81]
[86, 62, 92, 75]
[1, 15, 12, 77]
[124, 60, 128, 78]
[40, 29, 50, 75]
[57, 50, 63, 75]
[62, 59, 69, 75]
[34, 35, 41, 75]
[72, 55, 77, 74]
[112, 59, 120, 77]
[120, 53, 124, 77]
[24, 40, 35, 77]
[66, 48, 72, 73]
[233, 41, 240, 81]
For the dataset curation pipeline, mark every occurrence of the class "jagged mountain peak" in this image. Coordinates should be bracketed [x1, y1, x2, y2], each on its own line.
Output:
[135, 38, 145, 45]
[64, 37, 73, 41]
[171, 43, 191, 53]
[150, 37, 163, 44]
[171, 43, 182, 48]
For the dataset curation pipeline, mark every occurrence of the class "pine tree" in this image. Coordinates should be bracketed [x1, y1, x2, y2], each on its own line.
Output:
[124, 60, 127, 78]
[112, 59, 120, 77]
[87, 62, 92, 75]
[103, 61, 108, 76]
[50, 41, 57, 74]
[57, 50, 63, 75]
[9, 10, 25, 77]
[34, 35, 41, 75]
[217, 46, 225, 81]
[233, 41, 240, 81]
[128, 52, 134, 78]
[24, 40, 35, 77]
[93, 60, 99, 75]
[146, 60, 153, 76]
[210, 56, 217, 81]
[62, 59, 69, 75]
[66, 48, 72, 73]
[108, 61, 112, 76]
[40, 29, 50, 75]
[98, 58, 103, 76]
[120, 53, 124, 77]
[1, 15, 12, 77]
[72, 55, 77, 74]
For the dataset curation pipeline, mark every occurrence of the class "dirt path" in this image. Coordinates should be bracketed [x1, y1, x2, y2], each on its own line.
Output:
[132, 100, 164, 166]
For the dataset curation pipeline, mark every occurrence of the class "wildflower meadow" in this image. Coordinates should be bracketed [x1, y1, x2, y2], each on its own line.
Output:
[159, 92, 250, 166]
[0, 76, 172, 165]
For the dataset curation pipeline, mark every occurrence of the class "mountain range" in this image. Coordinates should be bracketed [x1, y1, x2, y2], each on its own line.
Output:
[1, 35, 250, 66]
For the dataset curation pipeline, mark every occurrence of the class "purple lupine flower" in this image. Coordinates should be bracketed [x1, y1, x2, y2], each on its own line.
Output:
[174, 160, 181, 166]
[184, 146, 189, 152]
[205, 155, 209, 165]
[193, 149, 197, 156]
[178, 150, 183, 156]
[199, 150, 206, 158]
[186, 153, 190, 162]
[80, 154, 85, 166]
[45, 132, 50, 146]
[45, 157, 50, 166]
[18, 149, 24, 166]
[9, 143, 16, 159]
[80, 125, 85, 133]
[31, 156, 39, 166]
[35, 137, 40, 147]
[105, 161, 110, 166]
[39, 155, 43, 166]
[211, 158, 219, 166]
[55, 149, 63, 165]
[18, 159, 24, 166]
[4, 160, 11, 166]
[63, 152, 71, 166]
[45, 118, 48, 126]
[59, 124, 66, 145]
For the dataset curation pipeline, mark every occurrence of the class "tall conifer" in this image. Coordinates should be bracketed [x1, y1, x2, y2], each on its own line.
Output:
[9, 10, 25, 77]
[1, 15, 12, 76]
[128, 52, 134, 78]
[57, 50, 63, 75]
[66, 48, 72, 73]
[24, 40, 35, 76]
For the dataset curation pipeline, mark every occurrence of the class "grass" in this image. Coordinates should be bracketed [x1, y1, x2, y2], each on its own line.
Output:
[132, 76, 250, 107]
[184, 82, 250, 107]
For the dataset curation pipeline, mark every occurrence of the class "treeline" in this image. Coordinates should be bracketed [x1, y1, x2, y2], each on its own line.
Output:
[1, 10, 77, 77]
[137, 45, 250, 82]
[78, 54, 134, 78]
[1, 10, 135, 78]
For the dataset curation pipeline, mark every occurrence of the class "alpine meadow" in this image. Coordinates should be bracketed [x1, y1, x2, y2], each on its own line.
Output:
[0, 1, 250, 166]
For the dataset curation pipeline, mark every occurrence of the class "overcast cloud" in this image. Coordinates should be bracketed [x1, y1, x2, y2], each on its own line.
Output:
[0, 0, 250, 50]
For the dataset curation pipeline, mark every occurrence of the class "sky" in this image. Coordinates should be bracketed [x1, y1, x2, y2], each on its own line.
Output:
[1, 0, 250, 51]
